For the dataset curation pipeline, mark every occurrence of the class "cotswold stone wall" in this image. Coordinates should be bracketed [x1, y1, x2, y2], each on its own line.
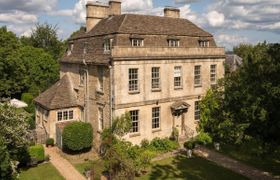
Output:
[113, 57, 224, 145]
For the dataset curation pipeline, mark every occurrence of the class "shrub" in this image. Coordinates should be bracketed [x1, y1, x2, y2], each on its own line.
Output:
[21, 93, 33, 105]
[170, 127, 179, 141]
[195, 132, 213, 145]
[184, 141, 196, 150]
[62, 121, 93, 152]
[21, 93, 35, 113]
[0, 137, 12, 179]
[46, 138, 54, 146]
[140, 139, 150, 148]
[149, 137, 179, 152]
[28, 144, 45, 162]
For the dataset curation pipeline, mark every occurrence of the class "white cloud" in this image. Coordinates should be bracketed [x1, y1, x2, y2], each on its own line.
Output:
[0, 0, 57, 13]
[208, 0, 280, 33]
[0, 10, 37, 24]
[174, 0, 201, 4]
[216, 33, 249, 50]
[207, 11, 224, 27]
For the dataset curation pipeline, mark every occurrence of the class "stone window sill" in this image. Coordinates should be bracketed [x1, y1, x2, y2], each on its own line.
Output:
[152, 128, 161, 133]
[194, 85, 202, 88]
[151, 88, 161, 92]
[174, 87, 183, 90]
[128, 91, 140, 95]
[129, 132, 141, 137]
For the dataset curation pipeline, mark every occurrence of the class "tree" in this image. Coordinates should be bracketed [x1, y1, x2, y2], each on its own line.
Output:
[0, 137, 12, 180]
[22, 23, 66, 60]
[15, 46, 59, 95]
[200, 42, 280, 152]
[0, 27, 25, 97]
[0, 104, 31, 165]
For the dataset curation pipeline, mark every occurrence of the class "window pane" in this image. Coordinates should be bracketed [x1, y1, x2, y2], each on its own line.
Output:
[195, 101, 200, 121]
[130, 110, 139, 133]
[151, 67, 160, 89]
[194, 65, 201, 86]
[69, 110, 73, 119]
[57, 112, 62, 121]
[174, 66, 182, 88]
[152, 107, 160, 129]
[63, 111, 68, 120]
[210, 64, 216, 84]
[129, 68, 138, 92]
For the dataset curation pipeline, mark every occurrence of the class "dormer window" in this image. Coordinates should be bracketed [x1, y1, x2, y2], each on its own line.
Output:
[67, 42, 74, 56]
[168, 39, 180, 47]
[83, 42, 88, 54]
[104, 38, 112, 53]
[131, 39, 144, 47]
[199, 40, 210, 48]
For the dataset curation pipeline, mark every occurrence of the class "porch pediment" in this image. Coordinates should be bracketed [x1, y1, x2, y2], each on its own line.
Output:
[171, 101, 190, 111]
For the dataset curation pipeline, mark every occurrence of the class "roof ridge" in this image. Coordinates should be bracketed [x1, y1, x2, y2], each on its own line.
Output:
[117, 14, 128, 33]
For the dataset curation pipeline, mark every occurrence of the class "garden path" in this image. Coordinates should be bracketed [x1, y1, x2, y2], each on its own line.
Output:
[194, 146, 279, 180]
[45, 146, 86, 180]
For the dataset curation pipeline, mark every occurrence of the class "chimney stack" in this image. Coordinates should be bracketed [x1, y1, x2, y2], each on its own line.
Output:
[86, 1, 122, 32]
[109, 0, 121, 16]
[164, 7, 180, 18]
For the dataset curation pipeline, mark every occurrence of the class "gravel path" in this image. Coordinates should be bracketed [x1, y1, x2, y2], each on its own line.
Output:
[45, 146, 86, 180]
[194, 146, 279, 180]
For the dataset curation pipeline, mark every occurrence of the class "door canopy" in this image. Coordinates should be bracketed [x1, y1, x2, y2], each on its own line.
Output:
[171, 101, 190, 116]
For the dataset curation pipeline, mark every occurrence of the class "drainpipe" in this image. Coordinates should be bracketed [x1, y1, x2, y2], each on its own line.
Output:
[83, 42, 89, 122]
[109, 58, 114, 127]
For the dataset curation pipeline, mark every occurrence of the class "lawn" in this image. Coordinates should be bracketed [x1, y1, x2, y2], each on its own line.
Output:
[73, 159, 105, 180]
[19, 163, 64, 180]
[74, 154, 248, 180]
[217, 142, 280, 176]
[136, 154, 249, 180]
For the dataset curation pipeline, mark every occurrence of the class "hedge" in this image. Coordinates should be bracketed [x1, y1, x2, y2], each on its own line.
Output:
[28, 144, 45, 162]
[62, 121, 93, 151]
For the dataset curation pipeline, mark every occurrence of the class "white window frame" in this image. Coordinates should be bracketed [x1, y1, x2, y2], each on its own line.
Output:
[195, 101, 200, 121]
[131, 39, 144, 47]
[152, 107, 160, 129]
[98, 66, 104, 92]
[194, 65, 201, 87]
[151, 67, 160, 90]
[168, 39, 180, 47]
[199, 40, 210, 48]
[104, 39, 112, 53]
[174, 66, 182, 89]
[210, 64, 217, 84]
[128, 68, 139, 92]
[130, 110, 139, 133]
[57, 110, 74, 121]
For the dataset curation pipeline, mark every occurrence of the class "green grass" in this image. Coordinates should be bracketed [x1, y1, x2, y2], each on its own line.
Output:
[217, 142, 280, 176]
[74, 159, 105, 180]
[136, 154, 249, 180]
[19, 163, 64, 180]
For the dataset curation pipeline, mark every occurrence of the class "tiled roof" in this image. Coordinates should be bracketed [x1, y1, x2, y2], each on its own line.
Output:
[83, 14, 212, 37]
[34, 74, 79, 110]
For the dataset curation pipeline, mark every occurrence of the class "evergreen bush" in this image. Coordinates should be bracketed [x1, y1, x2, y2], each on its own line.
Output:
[62, 121, 93, 152]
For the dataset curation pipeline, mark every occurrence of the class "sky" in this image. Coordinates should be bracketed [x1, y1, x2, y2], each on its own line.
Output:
[0, 0, 279, 50]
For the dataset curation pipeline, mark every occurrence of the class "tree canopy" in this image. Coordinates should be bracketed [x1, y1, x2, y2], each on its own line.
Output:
[199, 42, 280, 151]
[0, 25, 61, 98]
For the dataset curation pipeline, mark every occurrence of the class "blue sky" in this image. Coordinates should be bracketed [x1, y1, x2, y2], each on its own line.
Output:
[0, 0, 279, 50]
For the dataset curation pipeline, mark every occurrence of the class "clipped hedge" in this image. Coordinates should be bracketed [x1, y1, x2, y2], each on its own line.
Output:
[62, 121, 93, 152]
[28, 144, 45, 162]
[46, 138, 54, 146]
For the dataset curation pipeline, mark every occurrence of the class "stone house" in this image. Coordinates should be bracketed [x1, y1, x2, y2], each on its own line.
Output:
[34, 0, 225, 148]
